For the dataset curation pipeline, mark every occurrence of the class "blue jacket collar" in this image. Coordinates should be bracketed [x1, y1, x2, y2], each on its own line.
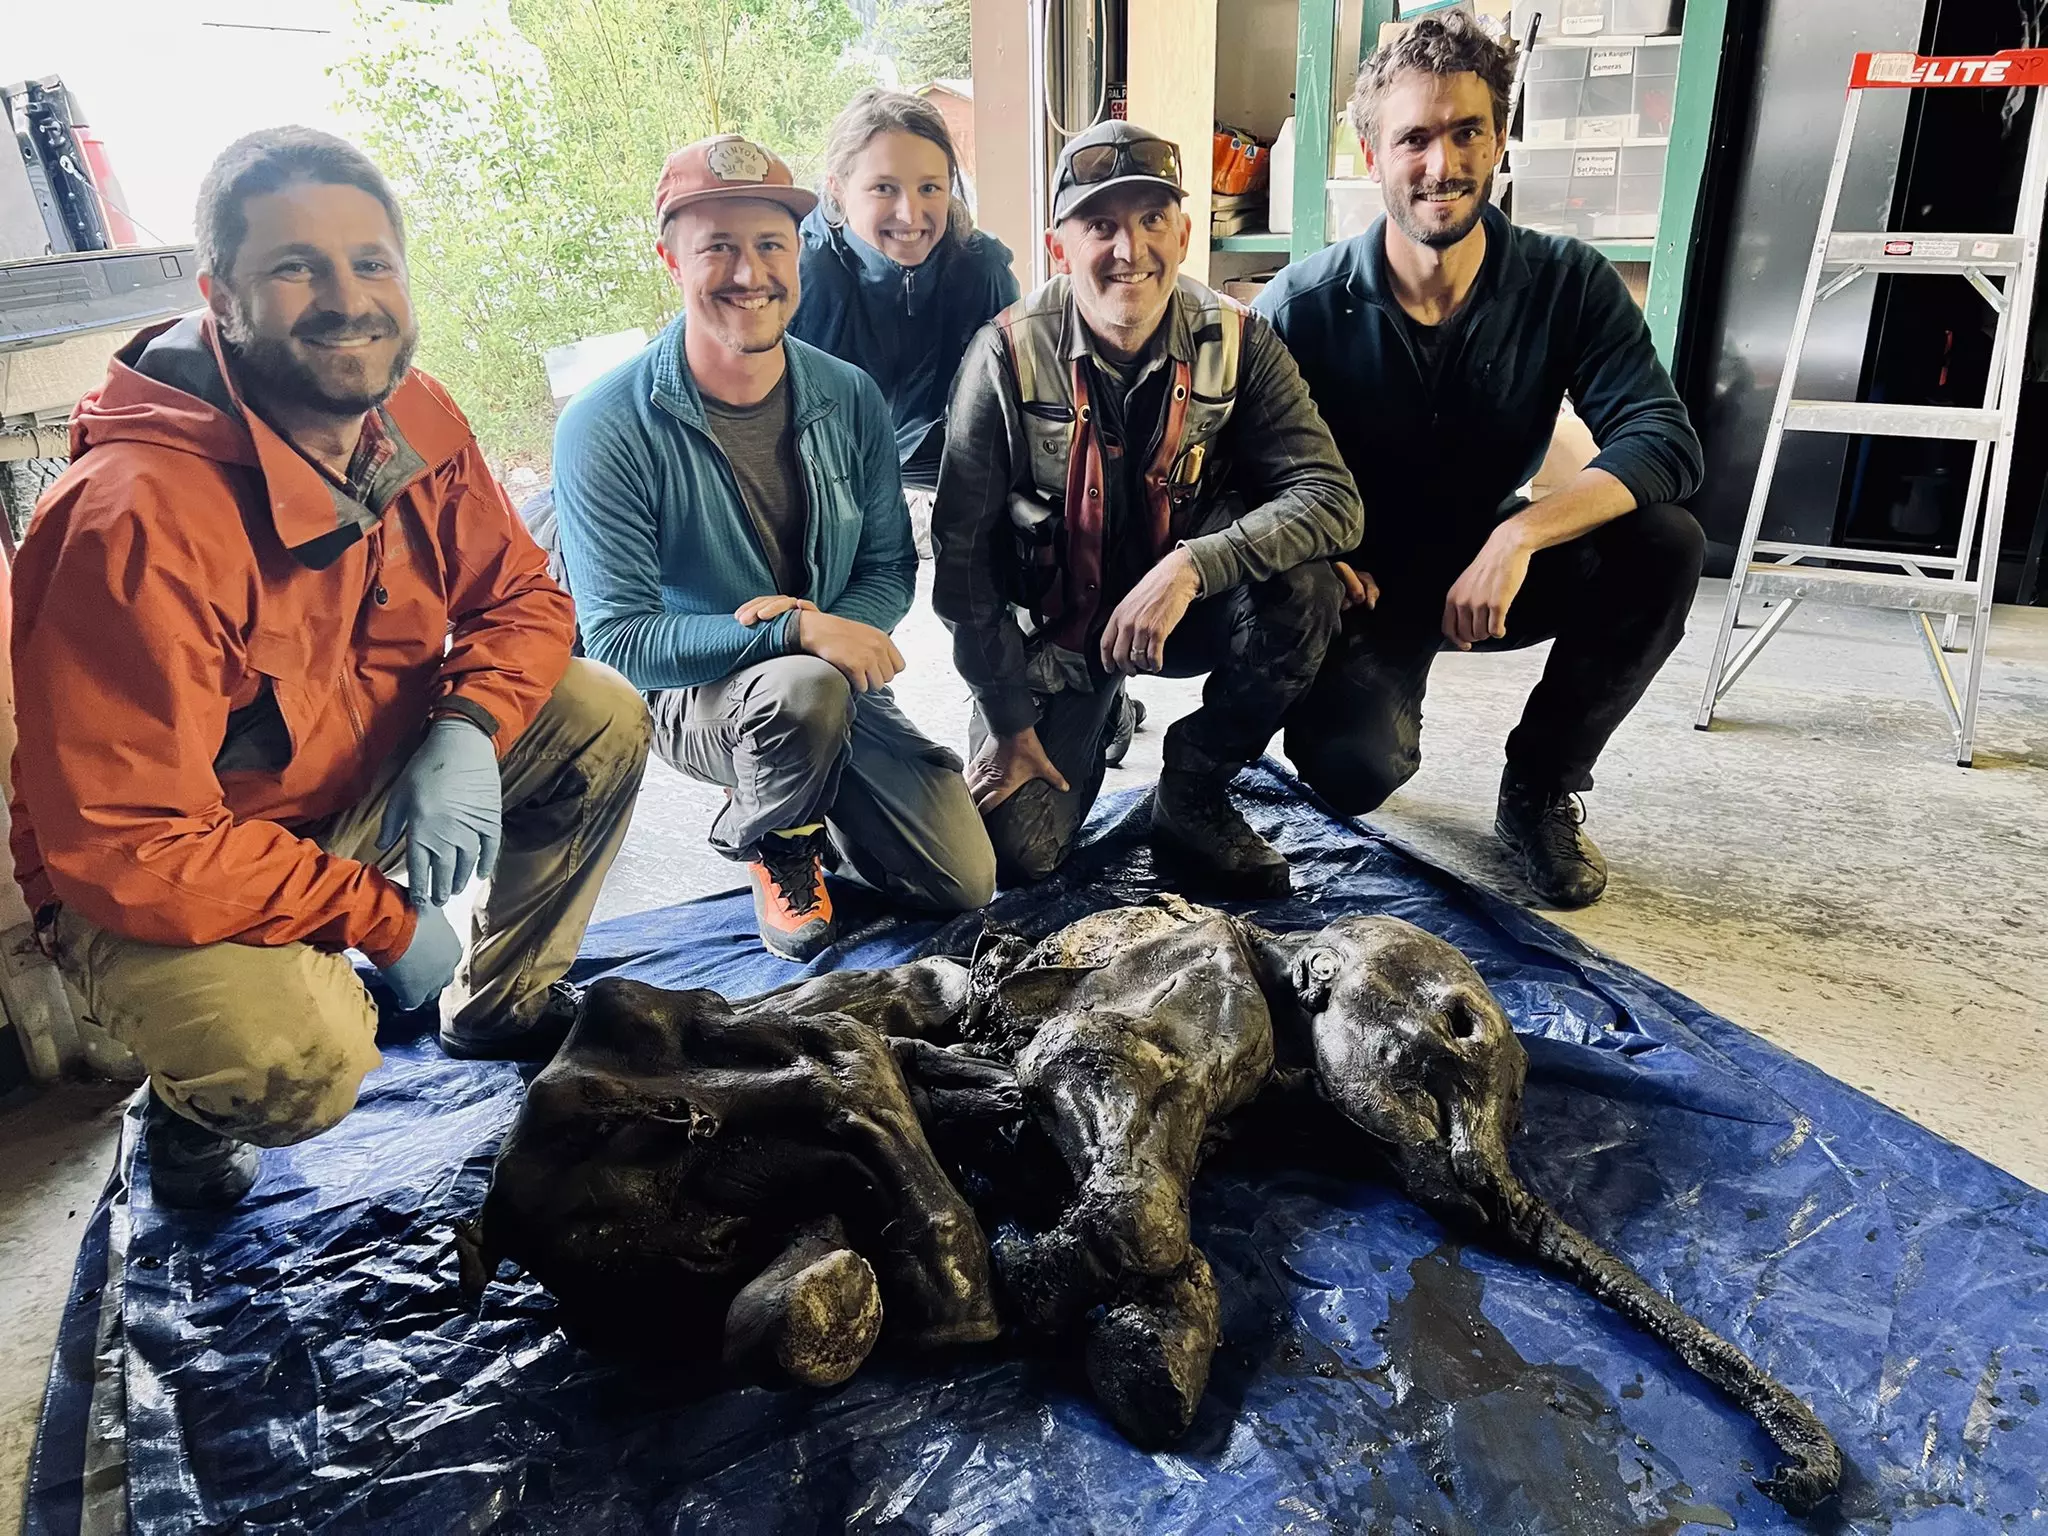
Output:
[1349, 202, 1533, 313]
[648, 311, 838, 433]
[805, 206, 954, 320]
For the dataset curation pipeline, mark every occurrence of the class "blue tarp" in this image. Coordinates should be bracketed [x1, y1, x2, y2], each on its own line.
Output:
[25, 767, 2048, 1534]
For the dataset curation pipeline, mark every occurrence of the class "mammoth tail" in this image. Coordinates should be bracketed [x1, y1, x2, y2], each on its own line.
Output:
[1496, 1186, 1842, 1516]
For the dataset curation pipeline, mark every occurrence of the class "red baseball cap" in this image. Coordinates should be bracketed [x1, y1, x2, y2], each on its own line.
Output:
[653, 134, 818, 228]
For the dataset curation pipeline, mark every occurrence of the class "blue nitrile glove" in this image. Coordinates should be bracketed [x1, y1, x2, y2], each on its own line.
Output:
[377, 902, 461, 1011]
[378, 718, 503, 907]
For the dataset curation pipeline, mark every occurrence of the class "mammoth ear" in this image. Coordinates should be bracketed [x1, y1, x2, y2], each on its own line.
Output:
[1291, 945, 1343, 1013]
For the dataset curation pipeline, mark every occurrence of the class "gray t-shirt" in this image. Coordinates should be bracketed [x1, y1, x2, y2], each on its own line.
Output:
[703, 373, 809, 597]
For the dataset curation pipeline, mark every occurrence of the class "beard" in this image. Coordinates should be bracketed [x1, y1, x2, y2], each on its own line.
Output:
[701, 285, 791, 355]
[1387, 168, 1494, 250]
[220, 291, 418, 418]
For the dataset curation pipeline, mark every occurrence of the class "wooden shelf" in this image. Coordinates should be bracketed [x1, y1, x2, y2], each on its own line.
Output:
[1592, 239, 1657, 261]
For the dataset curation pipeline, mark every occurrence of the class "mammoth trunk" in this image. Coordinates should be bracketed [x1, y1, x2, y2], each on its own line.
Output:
[1494, 1182, 1843, 1516]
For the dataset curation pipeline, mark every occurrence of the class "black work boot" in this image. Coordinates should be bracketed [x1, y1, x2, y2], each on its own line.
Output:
[1104, 694, 1147, 770]
[1494, 769, 1609, 908]
[441, 979, 583, 1064]
[143, 1089, 260, 1210]
[1150, 769, 1290, 899]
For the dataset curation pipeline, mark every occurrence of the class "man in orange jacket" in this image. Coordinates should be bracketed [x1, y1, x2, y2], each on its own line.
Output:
[9, 128, 651, 1209]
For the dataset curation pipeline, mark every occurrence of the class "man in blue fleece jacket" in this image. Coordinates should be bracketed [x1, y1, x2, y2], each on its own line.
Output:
[553, 135, 994, 961]
[1256, 12, 1705, 908]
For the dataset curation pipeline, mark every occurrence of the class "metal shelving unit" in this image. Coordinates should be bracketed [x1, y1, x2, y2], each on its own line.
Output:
[1129, 0, 1725, 363]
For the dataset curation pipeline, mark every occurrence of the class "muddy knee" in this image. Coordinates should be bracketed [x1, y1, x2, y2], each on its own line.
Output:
[1290, 728, 1420, 816]
[983, 779, 1075, 883]
[172, 1027, 378, 1148]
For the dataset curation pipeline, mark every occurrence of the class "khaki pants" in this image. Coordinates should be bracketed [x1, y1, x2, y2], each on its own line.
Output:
[50, 660, 652, 1147]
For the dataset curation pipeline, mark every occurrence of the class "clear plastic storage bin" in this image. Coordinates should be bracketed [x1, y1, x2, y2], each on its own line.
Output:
[1324, 179, 1386, 242]
[1519, 46, 1648, 142]
[1517, 0, 1608, 39]
[1575, 48, 1640, 139]
[1607, 0, 1682, 35]
[1632, 45, 1679, 136]
[1511, 143, 1669, 238]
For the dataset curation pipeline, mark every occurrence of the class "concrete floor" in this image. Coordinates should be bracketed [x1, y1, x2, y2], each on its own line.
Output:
[3, 574, 2045, 1533]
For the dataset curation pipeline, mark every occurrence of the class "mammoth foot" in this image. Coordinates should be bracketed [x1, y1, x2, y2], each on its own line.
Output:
[1084, 1250, 1222, 1447]
[723, 1218, 883, 1388]
[993, 1220, 1116, 1336]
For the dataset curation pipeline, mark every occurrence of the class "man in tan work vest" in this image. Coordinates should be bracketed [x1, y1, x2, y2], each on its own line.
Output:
[931, 121, 1363, 896]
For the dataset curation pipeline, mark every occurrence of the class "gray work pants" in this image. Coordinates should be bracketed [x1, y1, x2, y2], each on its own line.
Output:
[652, 655, 996, 913]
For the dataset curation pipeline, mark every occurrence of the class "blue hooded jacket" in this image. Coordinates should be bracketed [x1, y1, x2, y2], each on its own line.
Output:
[791, 206, 1017, 483]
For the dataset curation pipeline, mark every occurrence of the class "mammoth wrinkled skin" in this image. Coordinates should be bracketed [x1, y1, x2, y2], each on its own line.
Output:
[458, 902, 1840, 1516]
[971, 898, 1275, 1445]
[456, 977, 999, 1386]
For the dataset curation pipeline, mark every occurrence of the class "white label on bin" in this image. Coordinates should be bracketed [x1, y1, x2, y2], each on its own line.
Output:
[1573, 150, 1619, 177]
[1590, 49, 1635, 76]
[1577, 115, 1632, 140]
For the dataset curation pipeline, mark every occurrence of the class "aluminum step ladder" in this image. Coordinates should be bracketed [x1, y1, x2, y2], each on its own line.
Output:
[1695, 48, 2048, 766]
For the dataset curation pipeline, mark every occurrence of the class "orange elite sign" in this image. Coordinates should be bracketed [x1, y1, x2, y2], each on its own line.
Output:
[1850, 48, 2048, 89]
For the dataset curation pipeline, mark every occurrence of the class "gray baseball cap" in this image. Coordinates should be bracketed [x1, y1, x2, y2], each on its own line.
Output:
[1052, 120, 1187, 223]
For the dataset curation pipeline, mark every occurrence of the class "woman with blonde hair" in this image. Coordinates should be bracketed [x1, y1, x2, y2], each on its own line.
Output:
[793, 88, 1018, 491]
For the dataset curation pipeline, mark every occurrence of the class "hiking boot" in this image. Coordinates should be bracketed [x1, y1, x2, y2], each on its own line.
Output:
[1494, 770, 1609, 908]
[1150, 769, 1290, 899]
[748, 827, 836, 962]
[1104, 694, 1147, 770]
[143, 1089, 260, 1211]
[441, 979, 583, 1064]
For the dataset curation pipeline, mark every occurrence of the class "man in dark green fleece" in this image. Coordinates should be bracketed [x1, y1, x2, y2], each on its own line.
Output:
[1257, 12, 1706, 909]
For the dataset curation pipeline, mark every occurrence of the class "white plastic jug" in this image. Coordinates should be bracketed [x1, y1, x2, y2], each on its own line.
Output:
[1269, 116, 1297, 233]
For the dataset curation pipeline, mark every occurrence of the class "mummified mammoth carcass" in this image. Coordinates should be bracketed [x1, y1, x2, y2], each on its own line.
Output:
[456, 899, 1841, 1516]
[453, 977, 1000, 1386]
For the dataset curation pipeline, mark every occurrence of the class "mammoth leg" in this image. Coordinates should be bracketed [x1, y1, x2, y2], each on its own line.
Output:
[1020, 1016, 1205, 1279]
[992, 1217, 1119, 1334]
[1084, 1249, 1223, 1447]
[733, 959, 972, 1042]
[763, 1015, 1000, 1349]
[723, 1214, 884, 1388]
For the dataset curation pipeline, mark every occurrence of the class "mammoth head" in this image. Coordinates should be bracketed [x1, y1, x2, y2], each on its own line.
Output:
[1269, 916, 1528, 1224]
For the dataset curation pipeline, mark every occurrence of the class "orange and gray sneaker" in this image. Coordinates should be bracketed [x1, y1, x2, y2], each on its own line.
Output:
[747, 826, 835, 961]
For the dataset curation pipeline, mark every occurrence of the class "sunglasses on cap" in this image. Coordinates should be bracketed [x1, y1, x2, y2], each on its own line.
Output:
[1065, 138, 1183, 188]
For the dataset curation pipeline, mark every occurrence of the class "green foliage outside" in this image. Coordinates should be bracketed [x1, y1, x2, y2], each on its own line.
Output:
[334, 0, 880, 466]
[885, 0, 971, 88]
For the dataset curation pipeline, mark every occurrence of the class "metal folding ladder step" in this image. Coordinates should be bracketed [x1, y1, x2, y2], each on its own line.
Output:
[1694, 48, 2048, 766]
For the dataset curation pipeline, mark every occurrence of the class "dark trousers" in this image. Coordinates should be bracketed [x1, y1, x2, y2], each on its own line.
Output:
[978, 560, 1344, 881]
[1286, 503, 1705, 814]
